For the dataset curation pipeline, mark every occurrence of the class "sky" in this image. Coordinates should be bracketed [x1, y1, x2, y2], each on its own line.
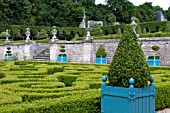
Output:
[95, 0, 170, 10]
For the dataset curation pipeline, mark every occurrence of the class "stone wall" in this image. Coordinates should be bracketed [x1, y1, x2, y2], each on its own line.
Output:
[50, 37, 170, 66]
[0, 43, 31, 61]
[0, 37, 170, 66]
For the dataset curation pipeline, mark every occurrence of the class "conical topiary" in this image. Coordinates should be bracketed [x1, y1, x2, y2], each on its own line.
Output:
[108, 24, 150, 88]
[136, 25, 142, 34]
[96, 44, 106, 58]
[143, 28, 146, 34]
[117, 28, 122, 35]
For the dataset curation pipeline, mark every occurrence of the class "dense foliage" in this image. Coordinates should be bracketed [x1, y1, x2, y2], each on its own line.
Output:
[0, 62, 170, 112]
[108, 25, 150, 88]
[0, 0, 169, 26]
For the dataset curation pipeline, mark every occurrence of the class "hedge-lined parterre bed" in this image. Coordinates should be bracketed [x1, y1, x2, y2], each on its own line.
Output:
[0, 62, 170, 112]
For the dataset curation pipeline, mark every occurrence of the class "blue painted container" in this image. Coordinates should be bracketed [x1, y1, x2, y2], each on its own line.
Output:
[101, 76, 156, 113]
[96, 57, 107, 64]
[5, 54, 13, 61]
[146, 57, 160, 66]
[57, 56, 67, 62]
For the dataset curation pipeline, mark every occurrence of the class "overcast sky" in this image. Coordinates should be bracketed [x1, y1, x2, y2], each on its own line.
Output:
[95, 0, 170, 10]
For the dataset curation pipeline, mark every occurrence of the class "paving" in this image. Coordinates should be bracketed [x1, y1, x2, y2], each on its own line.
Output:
[156, 108, 170, 113]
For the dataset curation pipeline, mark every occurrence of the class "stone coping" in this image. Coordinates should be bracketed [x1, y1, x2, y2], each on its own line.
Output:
[1, 37, 170, 46]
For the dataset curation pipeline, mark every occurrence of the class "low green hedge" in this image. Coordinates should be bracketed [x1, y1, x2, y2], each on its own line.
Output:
[0, 72, 5, 79]
[47, 66, 64, 75]
[0, 90, 100, 113]
[156, 82, 170, 110]
[57, 75, 77, 86]
[17, 75, 47, 79]
[150, 66, 170, 71]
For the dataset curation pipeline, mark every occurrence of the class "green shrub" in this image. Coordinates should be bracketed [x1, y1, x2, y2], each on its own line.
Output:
[57, 75, 77, 86]
[136, 25, 142, 34]
[60, 49, 65, 53]
[36, 29, 48, 39]
[96, 44, 106, 58]
[143, 28, 146, 34]
[116, 28, 122, 35]
[0, 90, 100, 113]
[108, 24, 150, 88]
[165, 23, 170, 32]
[152, 45, 160, 51]
[47, 66, 64, 75]
[0, 32, 6, 39]
[0, 72, 5, 79]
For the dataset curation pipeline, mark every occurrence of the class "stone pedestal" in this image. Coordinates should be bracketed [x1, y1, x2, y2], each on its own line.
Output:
[50, 43, 58, 62]
[0, 45, 4, 60]
[24, 44, 31, 60]
[82, 40, 93, 63]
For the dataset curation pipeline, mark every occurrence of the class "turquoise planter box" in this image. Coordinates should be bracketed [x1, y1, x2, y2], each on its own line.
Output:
[101, 76, 156, 113]
[57, 56, 67, 62]
[96, 57, 107, 64]
[5, 54, 13, 61]
[146, 57, 160, 66]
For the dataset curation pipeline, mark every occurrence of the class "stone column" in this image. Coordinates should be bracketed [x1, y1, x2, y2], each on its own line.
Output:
[82, 40, 93, 63]
[23, 43, 31, 60]
[0, 45, 5, 60]
[50, 43, 58, 62]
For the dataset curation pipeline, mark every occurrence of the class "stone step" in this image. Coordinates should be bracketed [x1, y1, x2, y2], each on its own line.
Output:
[34, 54, 50, 57]
[33, 56, 50, 59]
[33, 59, 50, 61]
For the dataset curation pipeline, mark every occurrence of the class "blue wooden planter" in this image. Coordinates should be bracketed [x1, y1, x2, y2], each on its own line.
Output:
[96, 57, 107, 64]
[5, 54, 13, 61]
[101, 76, 156, 113]
[57, 56, 67, 62]
[146, 57, 160, 66]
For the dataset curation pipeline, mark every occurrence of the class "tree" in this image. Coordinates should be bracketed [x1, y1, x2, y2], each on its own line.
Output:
[106, 0, 136, 23]
[136, 2, 156, 22]
[108, 24, 150, 88]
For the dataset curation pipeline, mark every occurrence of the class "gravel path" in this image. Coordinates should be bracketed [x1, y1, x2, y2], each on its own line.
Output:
[156, 108, 170, 113]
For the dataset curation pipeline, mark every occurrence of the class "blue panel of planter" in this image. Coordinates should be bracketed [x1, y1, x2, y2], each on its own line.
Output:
[96, 57, 107, 64]
[57, 56, 67, 62]
[101, 76, 156, 113]
[146, 58, 160, 66]
[5, 54, 13, 61]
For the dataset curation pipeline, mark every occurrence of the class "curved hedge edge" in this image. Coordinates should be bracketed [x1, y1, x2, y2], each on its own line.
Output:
[0, 90, 100, 113]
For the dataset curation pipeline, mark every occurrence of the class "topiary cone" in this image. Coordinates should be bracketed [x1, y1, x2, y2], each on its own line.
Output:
[108, 24, 150, 88]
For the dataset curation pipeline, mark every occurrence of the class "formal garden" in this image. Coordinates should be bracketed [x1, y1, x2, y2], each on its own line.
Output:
[0, 24, 170, 113]
[0, 61, 169, 112]
[0, 1, 170, 112]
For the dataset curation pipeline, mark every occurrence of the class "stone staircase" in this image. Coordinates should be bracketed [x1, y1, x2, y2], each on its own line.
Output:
[33, 48, 50, 61]
[32, 43, 50, 61]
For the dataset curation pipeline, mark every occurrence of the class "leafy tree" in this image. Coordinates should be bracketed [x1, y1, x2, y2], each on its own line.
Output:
[107, 0, 136, 23]
[136, 2, 156, 22]
[108, 24, 150, 88]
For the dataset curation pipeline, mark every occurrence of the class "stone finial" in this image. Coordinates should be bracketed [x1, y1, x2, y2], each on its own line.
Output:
[129, 78, 135, 88]
[25, 28, 31, 43]
[5, 29, 10, 44]
[84, 24, 92, 41]
[51, 26, 58, 42]
[131, 17, 140, 40]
